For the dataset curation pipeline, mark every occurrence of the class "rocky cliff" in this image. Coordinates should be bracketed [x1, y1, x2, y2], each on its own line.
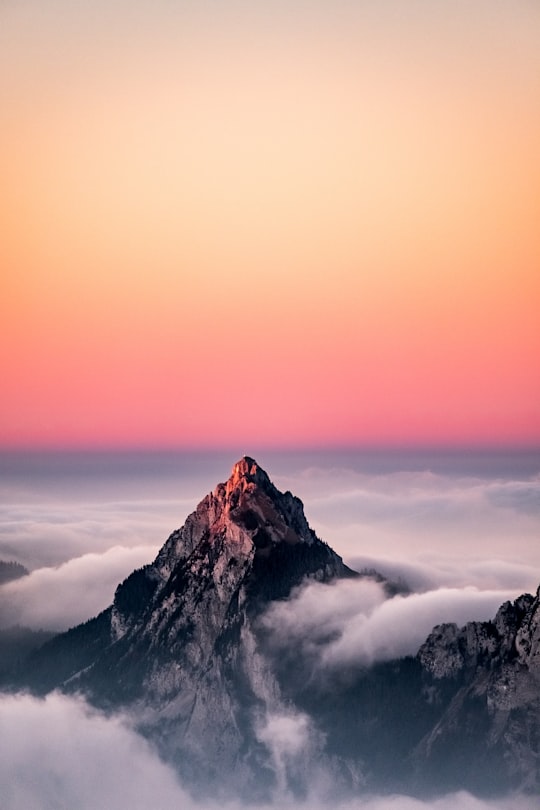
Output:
[414, 588, 540, 794]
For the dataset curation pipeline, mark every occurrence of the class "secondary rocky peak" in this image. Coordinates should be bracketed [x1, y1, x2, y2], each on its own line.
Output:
[418, 589, 540, 681]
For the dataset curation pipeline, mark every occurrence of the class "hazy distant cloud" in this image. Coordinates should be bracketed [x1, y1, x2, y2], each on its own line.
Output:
[0, 498, 186, 570]
[346, 555, 538, 594]
[278, 466, 540, 593]
[0, 545, 155, 631]
[2, 460, 538, 591]
[0, 693, 532, 810]
[339, 796, 534, 810]
[486, 478, 540, 514]
[261, 580, 517, 669]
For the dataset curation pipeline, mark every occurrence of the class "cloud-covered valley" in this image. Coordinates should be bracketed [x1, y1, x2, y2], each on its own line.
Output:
[0, 692, 534, 810]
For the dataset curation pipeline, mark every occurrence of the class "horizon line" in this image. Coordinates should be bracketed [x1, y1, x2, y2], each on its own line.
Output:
[2, 442, 540, 455]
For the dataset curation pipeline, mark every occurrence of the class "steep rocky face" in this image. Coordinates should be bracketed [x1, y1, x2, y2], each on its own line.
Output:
[107, 457, 355, 697]
[415, 589, 540, 793]
[419, 591, 538, 680]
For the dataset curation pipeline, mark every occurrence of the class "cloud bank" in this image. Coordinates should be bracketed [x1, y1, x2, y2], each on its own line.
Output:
[0, 692, 532, 810]
[261, 579, 518, 669]
[1, 456, 537, 634]
[0, 545, 156, 631]
[294, 464, 539, 605]
[0, 692, 190, 810]
[0, 499, 180, 570]
[274, 464, 540, 594]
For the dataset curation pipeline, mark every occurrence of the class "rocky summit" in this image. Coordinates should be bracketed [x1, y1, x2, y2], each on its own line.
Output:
[6, 457, 540, 802]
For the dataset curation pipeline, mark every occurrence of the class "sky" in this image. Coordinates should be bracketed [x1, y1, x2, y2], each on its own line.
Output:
[1, 0, 540, 449]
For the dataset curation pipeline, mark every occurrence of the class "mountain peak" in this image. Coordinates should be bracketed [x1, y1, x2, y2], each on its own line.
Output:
[151, 456, 354, 585]
[225, 456, 271, 495]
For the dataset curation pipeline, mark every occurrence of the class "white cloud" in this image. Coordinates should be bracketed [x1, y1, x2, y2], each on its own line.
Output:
[274, 465, 540, 595]
[0, 499, 180, 570]
[0, 544, 156, 631]
[0, 692, 193, 810]
[257, 711, 310, 759]
[260, 579, 386, 657]
[345, 555, 539, 594]
[322, 586, 517, 668]
[255, 710, 316, 798]
[336, 796, 534, 810]
[0, 692, 532, 810]
[261, 580, 519, 669]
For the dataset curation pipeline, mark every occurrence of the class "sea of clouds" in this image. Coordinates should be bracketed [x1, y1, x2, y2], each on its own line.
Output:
[0, 450, 538, 810]
[0, 692, 535, 810]
[1, 450, 538, 633]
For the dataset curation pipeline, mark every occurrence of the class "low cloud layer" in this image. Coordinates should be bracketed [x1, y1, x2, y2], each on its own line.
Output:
[1, 455, 537, 635]
[0, 693, 532, 810]
[345, 555, 537, 594]
[0, 692, 191, 810]
[275, 464, 540, 593]
[0, 499, 180, 570]
[0, 545, 156, 631]
[261, 579, 519, 669]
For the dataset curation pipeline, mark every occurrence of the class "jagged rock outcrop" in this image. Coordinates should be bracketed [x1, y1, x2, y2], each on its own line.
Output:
[414, 589, 540, 793]
[419, 592, 538, 680]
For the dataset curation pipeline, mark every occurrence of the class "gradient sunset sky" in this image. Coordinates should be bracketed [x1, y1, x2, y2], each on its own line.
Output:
[1, 0, 539, 449]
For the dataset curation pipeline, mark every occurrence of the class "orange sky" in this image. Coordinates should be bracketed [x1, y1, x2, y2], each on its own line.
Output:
[1, 0, 539, 448]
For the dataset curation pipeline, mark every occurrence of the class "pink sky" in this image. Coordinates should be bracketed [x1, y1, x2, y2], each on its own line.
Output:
[1, 1, 539, 448]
